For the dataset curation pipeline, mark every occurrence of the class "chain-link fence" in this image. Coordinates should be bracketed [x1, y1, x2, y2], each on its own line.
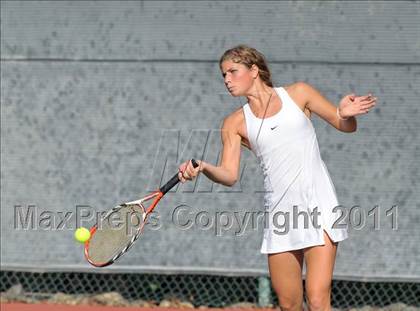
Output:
[1, 270, 419, 309]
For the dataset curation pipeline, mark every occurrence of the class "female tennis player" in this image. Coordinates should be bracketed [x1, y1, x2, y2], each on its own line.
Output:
[178, 45, 376, 311]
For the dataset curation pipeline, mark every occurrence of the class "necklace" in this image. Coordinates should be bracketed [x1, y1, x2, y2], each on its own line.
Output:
[254, 89, 274, 150]
[250, 88, 274, 119]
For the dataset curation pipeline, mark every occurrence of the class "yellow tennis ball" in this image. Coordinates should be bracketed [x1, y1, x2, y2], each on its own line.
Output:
[74, 227, 91, 243]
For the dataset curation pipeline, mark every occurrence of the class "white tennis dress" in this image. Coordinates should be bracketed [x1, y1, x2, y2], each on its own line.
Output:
[242, 86, 349, 254]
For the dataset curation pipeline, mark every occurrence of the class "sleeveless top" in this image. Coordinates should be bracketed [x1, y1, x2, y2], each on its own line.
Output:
[242, 86, 349, 253]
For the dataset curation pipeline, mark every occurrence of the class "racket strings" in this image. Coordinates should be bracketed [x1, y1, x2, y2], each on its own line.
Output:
[87, 204, 146, 265]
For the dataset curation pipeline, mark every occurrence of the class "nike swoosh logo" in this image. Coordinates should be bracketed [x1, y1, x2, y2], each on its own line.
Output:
[270, 125, 278, 130]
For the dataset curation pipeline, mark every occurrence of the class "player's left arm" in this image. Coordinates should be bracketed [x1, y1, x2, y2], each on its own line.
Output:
[295, 82, 377, 133]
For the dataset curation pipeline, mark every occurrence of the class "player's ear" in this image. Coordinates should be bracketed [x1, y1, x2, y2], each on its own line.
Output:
[250, 64, 259, 79]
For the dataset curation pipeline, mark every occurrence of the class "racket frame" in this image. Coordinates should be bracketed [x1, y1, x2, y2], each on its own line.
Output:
[84, 158, 198, 267]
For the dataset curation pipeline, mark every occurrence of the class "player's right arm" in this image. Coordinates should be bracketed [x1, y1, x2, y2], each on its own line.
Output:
[202, 115, 241, 186]
[178, 115, 241, 187]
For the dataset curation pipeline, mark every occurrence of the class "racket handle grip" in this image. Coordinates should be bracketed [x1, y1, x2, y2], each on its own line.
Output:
[160, 158, 199, 195]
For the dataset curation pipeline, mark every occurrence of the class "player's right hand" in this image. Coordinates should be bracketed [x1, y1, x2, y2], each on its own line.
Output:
[178, 159, 202, 183]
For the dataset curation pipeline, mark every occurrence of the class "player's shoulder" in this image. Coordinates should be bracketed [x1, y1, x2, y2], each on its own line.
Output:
[286, 81, 319, 95]
[221, 106, 244, 130]
[284, 81, 312, 93]
[284, 81, 317, 102]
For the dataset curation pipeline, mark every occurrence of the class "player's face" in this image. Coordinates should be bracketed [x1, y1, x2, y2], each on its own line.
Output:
[221, 60, 255, 97]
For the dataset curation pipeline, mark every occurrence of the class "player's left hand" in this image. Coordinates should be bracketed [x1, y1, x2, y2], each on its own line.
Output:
[338, 93, 377, 118]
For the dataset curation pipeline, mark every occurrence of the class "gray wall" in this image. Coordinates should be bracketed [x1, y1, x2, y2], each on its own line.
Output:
[1, 1, 419, 281]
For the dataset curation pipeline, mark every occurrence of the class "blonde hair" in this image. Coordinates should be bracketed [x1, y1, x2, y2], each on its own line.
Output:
[219, 45, 274, 87]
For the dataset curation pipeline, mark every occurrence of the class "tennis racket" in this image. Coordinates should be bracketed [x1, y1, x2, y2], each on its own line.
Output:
[84, 158, 199, 267]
